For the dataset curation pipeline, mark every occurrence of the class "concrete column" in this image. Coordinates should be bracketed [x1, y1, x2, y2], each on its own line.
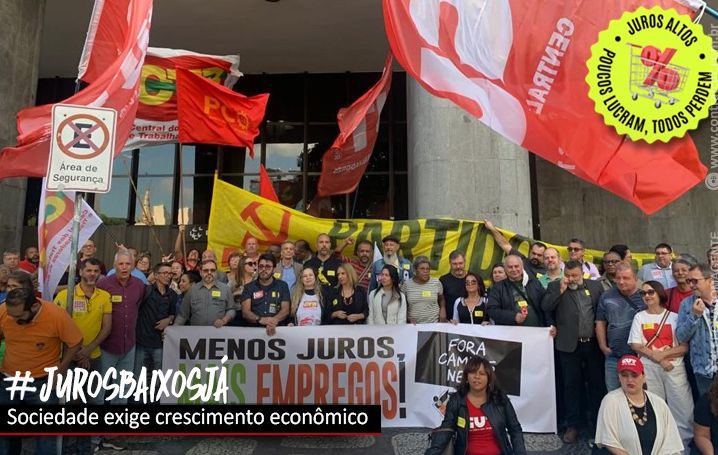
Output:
[0, 0, 44, 251]
[407, 78, 533, 236]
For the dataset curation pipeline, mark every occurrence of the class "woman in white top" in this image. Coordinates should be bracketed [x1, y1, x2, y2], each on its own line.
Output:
[628, 280, 693, 445]
[290, 267, 325, 326]
[596, 354, 683, 455]
[367, 265, 407, 325]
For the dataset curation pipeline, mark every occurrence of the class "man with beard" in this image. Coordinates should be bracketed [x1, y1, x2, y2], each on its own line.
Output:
[538, 248, 564, 289]
[542, 261, 605, 443]
[306, 233, 343, 288]
[368, 235, 413, 293]
[18, 246, 39, 274]
[676, 263, 718, 396]
[487, 255, 547, 328]
[595, 263, 645, 391]
[484, 220, 546, 278]
[201, 250, 229, 284]
[175, 259, 233, 327]
[0, 287, 82, 455]
[440, 251, 472, 310]
[241, 254, 290, 336]
[666, 258, 694, 313]
[333, 238, 374, 291]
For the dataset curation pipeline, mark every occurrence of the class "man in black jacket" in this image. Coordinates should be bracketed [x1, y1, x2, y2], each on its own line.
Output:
[487, 255, 547, 327]
[542, 260, 606, 443]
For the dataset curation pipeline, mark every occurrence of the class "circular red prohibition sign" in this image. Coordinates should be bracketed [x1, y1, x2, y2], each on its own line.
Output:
[55, 113, 111, 160]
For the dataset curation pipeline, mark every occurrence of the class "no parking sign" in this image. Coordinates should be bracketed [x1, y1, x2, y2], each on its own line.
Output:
[45, 104, 117, 193]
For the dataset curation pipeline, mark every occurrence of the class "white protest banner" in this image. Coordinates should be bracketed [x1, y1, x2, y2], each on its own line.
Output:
[46, 104, 116, 193]
[162, 324, 556, 433]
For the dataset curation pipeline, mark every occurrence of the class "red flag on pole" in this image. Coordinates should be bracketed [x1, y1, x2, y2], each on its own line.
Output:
[0, 0, 153, 179]
[259, 164, 279, 202]
[383, 0, 707, 214]
[176, 67, 268, 156]
[317, 54, 393, 197]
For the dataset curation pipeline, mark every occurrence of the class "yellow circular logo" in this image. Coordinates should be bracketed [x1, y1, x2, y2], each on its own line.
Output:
[586, 7, 717, 143]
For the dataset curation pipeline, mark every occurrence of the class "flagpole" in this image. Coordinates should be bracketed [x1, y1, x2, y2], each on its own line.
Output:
[65, 194, 83, 319]
[706, 5, 718, 20]
[178, 143, 186, 262]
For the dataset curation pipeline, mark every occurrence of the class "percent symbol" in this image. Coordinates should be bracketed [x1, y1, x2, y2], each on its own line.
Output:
[640, 46, 679, 91]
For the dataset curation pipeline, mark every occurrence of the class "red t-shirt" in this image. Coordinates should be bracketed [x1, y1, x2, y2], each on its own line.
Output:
[466, 398, 502, 455]
[667, 287, 693, 313]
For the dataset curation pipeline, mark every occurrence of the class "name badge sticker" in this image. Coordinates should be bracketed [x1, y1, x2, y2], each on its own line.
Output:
[111, 295, 122, 303]
[421, 290, 432, 298]
[327, 270, 336, 277]
[73, 300, 87, 313]
[253, 290, 264, 300]
[211, 290, 221, 298]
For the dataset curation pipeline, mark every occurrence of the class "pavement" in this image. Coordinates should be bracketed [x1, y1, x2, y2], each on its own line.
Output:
[23, 430, 595, 454]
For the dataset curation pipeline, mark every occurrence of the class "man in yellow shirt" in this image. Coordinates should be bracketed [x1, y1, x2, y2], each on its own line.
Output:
[54, 258, 112, 372]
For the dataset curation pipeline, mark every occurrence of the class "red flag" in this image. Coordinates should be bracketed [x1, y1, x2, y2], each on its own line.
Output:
[317, 55, 393, 197]
[176, 67, 268, 156]
[383, 0, 707, 214]
[0, 0, 152, 179]
[259, 164, 279, 202]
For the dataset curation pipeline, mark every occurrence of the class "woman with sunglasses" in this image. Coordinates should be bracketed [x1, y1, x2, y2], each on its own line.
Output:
[231, 256, 257, 309]
[628, 280, 693, 447]
[450, 272, 490, 325]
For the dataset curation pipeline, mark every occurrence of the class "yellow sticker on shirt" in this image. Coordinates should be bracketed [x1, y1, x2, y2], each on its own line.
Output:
[402, 263, 410, 270]
[333, 299, 338, 306]
[327, 270, 336, 276]
[583, 272, 590, 279]
[457, 416, 466, 428]
[517, 300, 528, 308]
[421, 290, 432, 298]
[643, 323, 655, 330]
[111, 295, 122, 303]
[273, 272, 281, 279]
[474, 310, 484, 317]
[211, 290, 221, 298]
[584, 289, 591, 297]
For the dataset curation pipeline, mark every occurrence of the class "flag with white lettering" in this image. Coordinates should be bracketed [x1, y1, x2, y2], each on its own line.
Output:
[383, 0, 707, 214]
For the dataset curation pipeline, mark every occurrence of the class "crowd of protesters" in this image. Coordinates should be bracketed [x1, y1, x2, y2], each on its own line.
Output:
[1, 221, 718, 454]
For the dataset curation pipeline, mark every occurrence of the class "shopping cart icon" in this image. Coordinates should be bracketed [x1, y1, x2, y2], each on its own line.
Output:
[628, 43, 689, 108]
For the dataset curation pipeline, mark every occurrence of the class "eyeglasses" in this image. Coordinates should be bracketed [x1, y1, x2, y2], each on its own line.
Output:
[603, 260, 620, 264]
[638, 289, 657, 297]
[686, 277, 708, 285]
[157, 271, 172, 275]
[245, 262, 257, 266]
[258, 264, 274, 269]
[201, 268, 216, 273]
[465, 280, 478, 285]
[567, 247, 583, 252]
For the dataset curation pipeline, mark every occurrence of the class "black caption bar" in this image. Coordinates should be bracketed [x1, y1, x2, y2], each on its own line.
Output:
[0, 405, 381, 436]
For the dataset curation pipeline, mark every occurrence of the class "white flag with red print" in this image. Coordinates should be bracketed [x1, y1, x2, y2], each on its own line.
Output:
[0, 0, 153, 179]
[383, 0, 707, 214]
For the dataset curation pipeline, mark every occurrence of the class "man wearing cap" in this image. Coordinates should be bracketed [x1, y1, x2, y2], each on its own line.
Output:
[368, 235, 413, 293]
[595, 354, 683, 455]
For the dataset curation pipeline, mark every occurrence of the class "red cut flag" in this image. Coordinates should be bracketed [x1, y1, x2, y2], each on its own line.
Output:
[259, 164, 279, 202]
[175, 67, 268, 156]
[317, 54, 393, 197]
[383, 0, 707, 214]
[0, 0, 152, 179]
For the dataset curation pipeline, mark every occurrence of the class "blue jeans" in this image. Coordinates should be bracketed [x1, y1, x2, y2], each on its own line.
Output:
[133, 345, 162, 378]
[0, 376, 58, 455]
[604, 355, 620, 392]
[100, 347, 135, 405]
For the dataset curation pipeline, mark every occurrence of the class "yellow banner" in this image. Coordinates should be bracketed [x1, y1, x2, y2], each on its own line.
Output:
[208, 177, 654, 277]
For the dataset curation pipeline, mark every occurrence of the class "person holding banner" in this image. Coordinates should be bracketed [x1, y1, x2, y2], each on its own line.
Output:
[450, 272, 490, 325]
[367, 265, 407, 325]
[289, 267, 327, 326]
[440, 251, 470, 316]
[595, 355, 683, 455]
[426, 355, 526, 455]
[401, 256, 445, 323]
[333, 237, 373, 292]
[174, 259, 234, 328]
[485, 220, 547, 279]
[327, 263, 368, 325]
